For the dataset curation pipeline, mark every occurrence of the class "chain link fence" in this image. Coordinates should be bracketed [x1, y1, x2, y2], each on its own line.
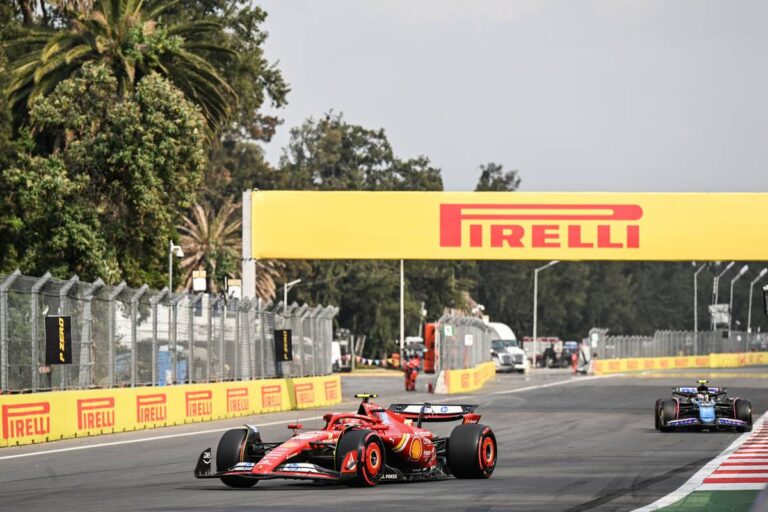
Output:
[589, 328, 768, 359]
[435, 315, 492, 371]
[0, 271, 338, 393]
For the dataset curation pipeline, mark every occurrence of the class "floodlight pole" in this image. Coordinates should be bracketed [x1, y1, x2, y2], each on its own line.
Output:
[747, 268, 768, 333]
[729, 265, 749, 332]
[533, 261, 559, 369]
[693, 263, 707, 356]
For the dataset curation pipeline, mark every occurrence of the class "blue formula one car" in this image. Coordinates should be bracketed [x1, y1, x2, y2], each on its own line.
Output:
[655, 380, 752, 432]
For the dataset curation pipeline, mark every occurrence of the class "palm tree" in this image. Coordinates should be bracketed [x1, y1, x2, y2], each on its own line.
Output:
[178, 197, 282, 299]
[5, 0, 235, 131]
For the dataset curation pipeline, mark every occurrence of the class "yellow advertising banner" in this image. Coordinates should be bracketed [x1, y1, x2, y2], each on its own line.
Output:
[250, 191, 768, 260]
[0, 374, 342, 448]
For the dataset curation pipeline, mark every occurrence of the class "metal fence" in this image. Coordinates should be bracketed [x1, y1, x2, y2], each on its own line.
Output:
[0, 271, 338, 393]
[435, 315, 492, 371]
[589, 328, 768, 360]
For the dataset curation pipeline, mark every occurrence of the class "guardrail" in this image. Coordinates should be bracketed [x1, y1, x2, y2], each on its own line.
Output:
[593, 352, 768, 375]
[0, 374, 342, 447]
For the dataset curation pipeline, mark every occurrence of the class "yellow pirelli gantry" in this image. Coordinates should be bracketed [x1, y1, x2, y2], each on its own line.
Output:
[245, 191, 768, 261]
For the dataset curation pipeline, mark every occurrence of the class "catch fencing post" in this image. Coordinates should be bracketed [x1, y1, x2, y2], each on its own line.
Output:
[58, 276, 79, 389]
[0, 270, 21, 392]
[79, 279, 104, 388]
[30, 271, 50, 391]
[106, 282, 126, 387]
[207, 296, 218, 382]
[169, 294, 184, 384]
[188, 294, 203, 383]
[130, 285, 148, 387]
[149, 288, 169, 386]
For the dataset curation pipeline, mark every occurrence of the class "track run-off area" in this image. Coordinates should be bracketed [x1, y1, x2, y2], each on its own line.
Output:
[1, 368, 766, 512]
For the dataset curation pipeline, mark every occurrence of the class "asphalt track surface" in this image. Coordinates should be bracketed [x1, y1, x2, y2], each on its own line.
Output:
[1, 367, 767, 512]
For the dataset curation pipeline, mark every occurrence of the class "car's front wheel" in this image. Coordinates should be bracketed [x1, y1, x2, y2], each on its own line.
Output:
[217, 428, 258, 488]
[335, 429, 385, 487]
[735, 399, 753, 432]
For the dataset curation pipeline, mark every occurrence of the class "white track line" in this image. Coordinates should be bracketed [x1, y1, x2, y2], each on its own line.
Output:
[492, 373, 612, 395]
[632, 411, 768, 511]
[0, 415, 323, 461]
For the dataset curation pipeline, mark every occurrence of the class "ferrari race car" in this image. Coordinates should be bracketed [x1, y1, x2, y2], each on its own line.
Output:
[194, 394, 497, 488]
[654, 380, 753, 432]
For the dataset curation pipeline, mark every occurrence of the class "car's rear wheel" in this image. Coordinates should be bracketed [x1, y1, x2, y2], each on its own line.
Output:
[217, 428, 257, 488]
[335, 429, 385, 487]
[448, 424, 497, 479]
[659, 400, 677, 433]
[735, 399, 753, 432]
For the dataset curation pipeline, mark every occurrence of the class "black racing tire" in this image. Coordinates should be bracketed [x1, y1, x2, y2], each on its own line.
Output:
[654, 399, 661, 431]
[447, 424, 497, 479]
[217, 428, 257, 488]
[735, 399, 753, 432]
[335, 429, 385, 487]
[659, 400, 677, 433]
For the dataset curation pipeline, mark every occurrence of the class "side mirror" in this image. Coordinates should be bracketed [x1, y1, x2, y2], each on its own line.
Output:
[287, 423, 302, 430]
[370, 424, 388, 431]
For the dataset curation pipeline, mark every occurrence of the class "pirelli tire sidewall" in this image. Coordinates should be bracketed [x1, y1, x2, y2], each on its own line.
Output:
[447, 423, 497, 479]
[216, 428, 258, 488]
[335, 428, 386, 487]
[734, 399, 753, 431]
[659, 399, 677, 433]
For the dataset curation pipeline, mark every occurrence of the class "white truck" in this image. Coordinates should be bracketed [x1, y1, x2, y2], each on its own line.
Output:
[488, 322, 529, 373]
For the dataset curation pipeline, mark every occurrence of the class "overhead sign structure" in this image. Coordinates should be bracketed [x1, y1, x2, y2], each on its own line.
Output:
[45, 315, 72, 365]
[247, 191, 768, 261]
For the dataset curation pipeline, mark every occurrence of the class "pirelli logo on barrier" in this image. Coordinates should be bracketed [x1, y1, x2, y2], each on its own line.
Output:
[261, 385, 283, 409]
[2, 402, 51, 440]
[324, 381, 339, 402]
[136, 393, 167, 423]
[439, 204, 642, 250]
[227, 388, 249, 413]
[185, 390, 213, 417]
[77, 397, 115, 430]
[294, 383, 315, 407]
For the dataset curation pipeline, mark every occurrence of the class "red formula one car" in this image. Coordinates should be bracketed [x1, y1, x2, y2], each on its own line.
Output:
[194, 394, 497, 488]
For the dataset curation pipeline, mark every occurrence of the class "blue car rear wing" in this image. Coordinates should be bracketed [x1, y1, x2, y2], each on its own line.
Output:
[674, 387, 722, 394]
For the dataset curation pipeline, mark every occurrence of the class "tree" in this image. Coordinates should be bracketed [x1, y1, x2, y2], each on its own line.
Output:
[5, 0, 235, 131]
[278, 112, 443, 191]
[177, 196, 283, 299]
[475, 162, 521, 192]
[2, 63, 206, 285]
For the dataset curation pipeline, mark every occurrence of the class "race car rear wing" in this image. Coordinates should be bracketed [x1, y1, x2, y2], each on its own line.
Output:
[674, 387, 723, 395]
[388, 403, 478, 425]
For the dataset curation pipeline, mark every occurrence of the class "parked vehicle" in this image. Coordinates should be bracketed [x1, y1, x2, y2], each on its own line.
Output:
[488, 322, 528, 373]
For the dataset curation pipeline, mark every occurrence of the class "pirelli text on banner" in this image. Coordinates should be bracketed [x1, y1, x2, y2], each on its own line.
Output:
[249, 191, 768, 261]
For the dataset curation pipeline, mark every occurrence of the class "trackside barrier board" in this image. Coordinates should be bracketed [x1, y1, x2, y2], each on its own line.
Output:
[593, 352, 768, 375]
[0, 374, 341, 448]
[441, 362, 496, 394]
[633, 412, 768, 511]
[249, 192, 768, 260]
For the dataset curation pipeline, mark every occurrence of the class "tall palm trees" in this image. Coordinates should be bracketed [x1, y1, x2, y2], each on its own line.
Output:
[6, 0, 235, 130]
[178, 197, 282, 299]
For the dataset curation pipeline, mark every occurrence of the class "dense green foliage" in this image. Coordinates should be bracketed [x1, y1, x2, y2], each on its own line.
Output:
[2, 63, 206, 285]
[1, 2, 765, 359]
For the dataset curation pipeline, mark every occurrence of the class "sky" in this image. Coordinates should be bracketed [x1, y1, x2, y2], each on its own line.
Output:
[256, 0, 768, 192]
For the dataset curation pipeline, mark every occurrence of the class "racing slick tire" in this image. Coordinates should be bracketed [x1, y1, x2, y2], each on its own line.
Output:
[217, 428, 258, 488]
[448, 424, 497, 479]
[335, 429, 386, 487]
[654, 399, 661, 431]
[735, 399, 753, 432]
[658, 400, 677, 433]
